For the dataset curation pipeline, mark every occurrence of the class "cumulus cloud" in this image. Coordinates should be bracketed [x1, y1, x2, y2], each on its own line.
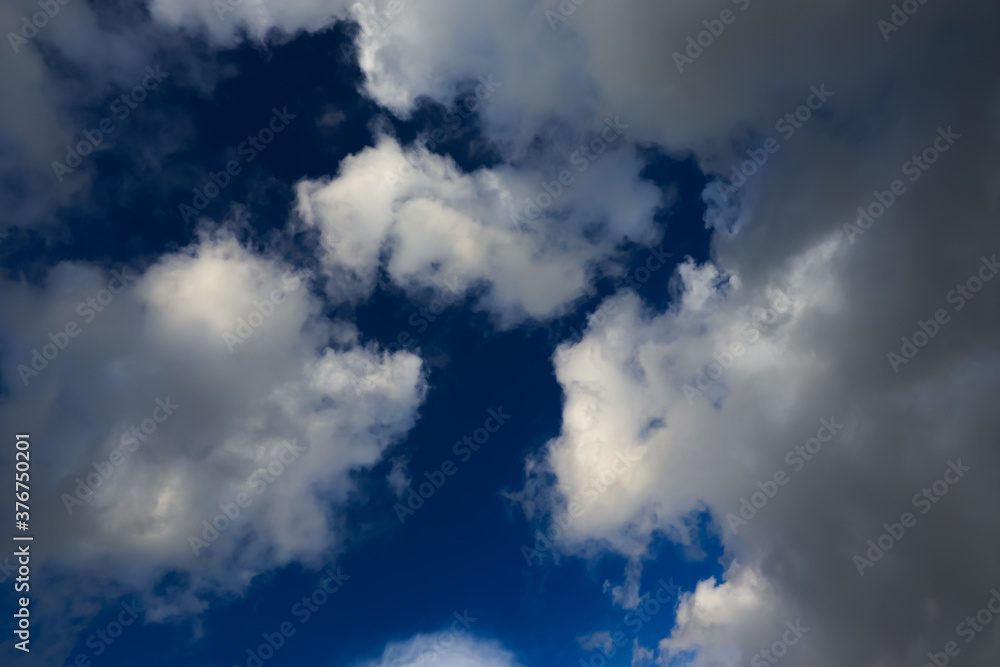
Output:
[295, 134, 662, 325]
[0, 229, 425, 657]
[360, 631, 522, 667]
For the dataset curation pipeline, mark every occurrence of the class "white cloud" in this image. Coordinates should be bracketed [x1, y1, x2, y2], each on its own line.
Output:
[147, 0, 345, 45]
[387, 456, 411, 497]
[295, 134, 662, 325]
[630, 639, 654, 667]
[0, 228, 425, 630]
[655, 564, 798, 667]
[606, 558, 644, 610]
[361, 631, 522, 667]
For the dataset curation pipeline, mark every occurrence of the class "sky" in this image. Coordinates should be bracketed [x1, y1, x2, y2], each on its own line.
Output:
[0, 1, 999, 667]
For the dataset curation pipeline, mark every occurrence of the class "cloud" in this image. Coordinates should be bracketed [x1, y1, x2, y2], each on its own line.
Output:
[146, 0, 344, 45]
[606, 558, 644, 610]
[519, 115, 1000, 667]
[0, 0, 227, 230]
[630, 639, 654, 667]
[295, 134, 662, 325]
[387, 456, 412, 497]
[360, 631, 522, 667]
[577, 630, 614, 653]
[0, 228, 425, 657]
[655, 564, 793, 667]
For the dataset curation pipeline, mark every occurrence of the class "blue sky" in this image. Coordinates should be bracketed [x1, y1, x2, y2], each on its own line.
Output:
[1, 2, 999, 667]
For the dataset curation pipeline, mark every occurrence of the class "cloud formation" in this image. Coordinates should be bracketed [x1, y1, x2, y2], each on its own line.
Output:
[295, 134, 662, 325]
[6, 1, 1000, 665]
[0, 229, 425, 650]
